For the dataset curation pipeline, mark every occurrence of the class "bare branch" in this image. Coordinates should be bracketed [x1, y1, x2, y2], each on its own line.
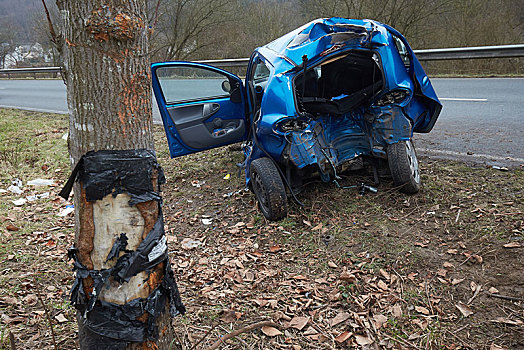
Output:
[204, 321, 281, 350]
[34, 278, 58, 350]
[40, 0, 60, 52]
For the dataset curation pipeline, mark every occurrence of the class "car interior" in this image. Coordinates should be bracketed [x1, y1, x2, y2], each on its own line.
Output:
[156, 65, 246, 151]
[295, 51, 383, 116]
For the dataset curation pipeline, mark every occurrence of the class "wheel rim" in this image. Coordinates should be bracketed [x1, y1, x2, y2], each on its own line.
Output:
[252, 171, 269, 211]
[405, 140, 420, 184]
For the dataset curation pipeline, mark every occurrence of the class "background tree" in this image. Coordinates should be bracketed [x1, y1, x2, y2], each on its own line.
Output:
[0, 18, 18, 69]
[31, 8, 61, 67]
[53, 0, 178, 348]
[298, 0, 452, 46]
[8, 0, 521, 75]
[148, 0, 234, 61]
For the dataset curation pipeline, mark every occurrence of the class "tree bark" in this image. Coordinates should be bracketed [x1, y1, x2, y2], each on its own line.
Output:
[56, 0, 154, 160]
[56, 1, 176, 348]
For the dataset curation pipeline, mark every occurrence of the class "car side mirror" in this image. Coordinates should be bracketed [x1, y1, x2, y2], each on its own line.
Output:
[221, 80, 231, 93]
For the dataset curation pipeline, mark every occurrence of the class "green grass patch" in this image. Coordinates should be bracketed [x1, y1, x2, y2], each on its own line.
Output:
[0, 109, 68, 184]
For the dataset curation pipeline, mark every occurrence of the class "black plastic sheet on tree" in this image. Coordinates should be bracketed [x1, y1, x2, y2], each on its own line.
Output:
[60, 149, 185, 346]
[59, 149, 166, 205]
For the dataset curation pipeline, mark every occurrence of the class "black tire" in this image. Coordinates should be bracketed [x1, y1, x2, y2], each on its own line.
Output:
[387, 139, 421, 194]
[250, 157, 288, 220]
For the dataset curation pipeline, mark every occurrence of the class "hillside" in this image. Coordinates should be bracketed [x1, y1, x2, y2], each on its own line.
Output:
[0, 0, 42, 41]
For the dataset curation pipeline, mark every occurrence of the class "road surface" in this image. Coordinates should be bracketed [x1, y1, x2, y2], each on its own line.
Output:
[0, 78, 522, 167]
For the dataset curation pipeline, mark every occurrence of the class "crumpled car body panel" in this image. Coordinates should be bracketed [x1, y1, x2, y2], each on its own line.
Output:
[151, 17, 441, 188]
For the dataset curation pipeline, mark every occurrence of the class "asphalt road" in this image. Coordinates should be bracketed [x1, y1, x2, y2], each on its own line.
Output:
[416, 78, 524, 167]
[0, 78, 522, 167]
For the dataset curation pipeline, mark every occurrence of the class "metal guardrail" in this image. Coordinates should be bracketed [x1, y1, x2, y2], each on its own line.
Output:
[196, 44, 524, 67]
[414, 44, 524, 61]
[0, 67, 62, 73]
[1, 44, 522, 75]
[0, 66, 61, 78]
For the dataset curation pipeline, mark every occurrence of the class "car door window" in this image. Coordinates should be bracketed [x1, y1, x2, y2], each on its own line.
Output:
[251, 60, 271, 90]
[156, 66, 230, 104]
[392, 35, 410, 68]
[247, 58, 271, 117]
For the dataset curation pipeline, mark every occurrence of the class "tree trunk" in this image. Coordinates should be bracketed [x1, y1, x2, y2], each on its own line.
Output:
[56, 0, 179, 348]
[57, 0, 153, 159]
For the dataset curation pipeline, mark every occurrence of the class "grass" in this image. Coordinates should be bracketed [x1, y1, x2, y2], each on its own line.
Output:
[0, 109, 74, 350]
[0, 109, 69, 182]
[1, 108, 523, 349]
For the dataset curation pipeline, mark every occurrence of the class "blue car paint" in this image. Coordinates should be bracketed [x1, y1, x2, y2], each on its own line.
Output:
[151, 61, 247, 158]
[151, 18, 441, 188]
[265, 18, 374, 66]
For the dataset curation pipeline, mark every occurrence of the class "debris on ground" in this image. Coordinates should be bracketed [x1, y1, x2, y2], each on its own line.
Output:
[1, 111, 522, 349]
[27, 178, 55, 186]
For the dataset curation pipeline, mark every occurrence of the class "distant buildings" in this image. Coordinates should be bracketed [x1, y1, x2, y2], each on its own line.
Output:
[1, 42, 54, 68]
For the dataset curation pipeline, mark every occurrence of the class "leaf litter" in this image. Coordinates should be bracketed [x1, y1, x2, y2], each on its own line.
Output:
[0, 114, 523, 349]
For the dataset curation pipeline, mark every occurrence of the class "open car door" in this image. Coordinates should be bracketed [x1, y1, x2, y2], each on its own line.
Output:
[151, 62, 248, 158]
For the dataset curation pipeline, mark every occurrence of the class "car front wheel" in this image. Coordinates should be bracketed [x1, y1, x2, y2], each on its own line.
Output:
[250, 157, 288, 220]
[387, 139, 421, 194]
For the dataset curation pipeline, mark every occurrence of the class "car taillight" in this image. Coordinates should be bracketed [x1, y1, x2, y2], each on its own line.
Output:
[374, 89, 410, 107]
[277, 118, 309, 132]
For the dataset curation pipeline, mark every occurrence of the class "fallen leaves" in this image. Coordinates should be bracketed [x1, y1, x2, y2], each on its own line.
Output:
[377, 279, 388, 291]
[472, 254, 483, 263]
[329, 312, 350, 327]
[261, 326, 282, 337]
[436, 268, 447, 277]
[415, 306, 430, 315]
[456, 302, 474, 317]
[379, 269, 390, 280]
[452, 278, 465, 285]
[1, 315, 26, 324]
[334, 330, 352, 343]
[287, 316, 309, 330]
[339, 271, 356, 283]
[269, 245, 281, 253]
[1, 296, 19, 305]
[354, 334, 373, 345]
[3, 118, 523, 350]
[22, 294, 38, 306]
[391, 304, 402, 318]
[54, 313, 68, 323]
[443, 261, 454, 268]
[219, 310, 241, 323]
[372, 314, 388, 329]
[488, 287, 499, 294]
[503, 242, 521, 248]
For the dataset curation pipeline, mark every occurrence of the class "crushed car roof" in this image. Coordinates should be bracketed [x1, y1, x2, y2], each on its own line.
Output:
[261, 18, 388, 67]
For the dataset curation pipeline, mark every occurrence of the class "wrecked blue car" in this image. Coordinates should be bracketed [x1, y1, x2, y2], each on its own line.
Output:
[152, 18, 442, 220]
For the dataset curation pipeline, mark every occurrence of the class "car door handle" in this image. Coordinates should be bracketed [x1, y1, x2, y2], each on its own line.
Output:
[202, 103, 220, 119]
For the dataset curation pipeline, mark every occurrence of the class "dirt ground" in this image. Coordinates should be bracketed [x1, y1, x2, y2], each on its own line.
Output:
[0, 109, 522, 349]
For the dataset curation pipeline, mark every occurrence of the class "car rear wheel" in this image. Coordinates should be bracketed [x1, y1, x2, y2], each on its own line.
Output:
[387, 139, 421, 194]
[250, 157, 288, 220]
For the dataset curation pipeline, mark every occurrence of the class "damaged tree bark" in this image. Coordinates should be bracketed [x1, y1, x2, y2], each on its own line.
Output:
[55, 1, 183, 348]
